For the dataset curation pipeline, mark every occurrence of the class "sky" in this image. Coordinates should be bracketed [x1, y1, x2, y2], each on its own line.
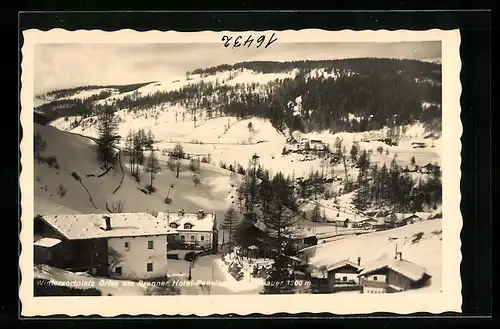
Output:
[34, 41, 441, 95]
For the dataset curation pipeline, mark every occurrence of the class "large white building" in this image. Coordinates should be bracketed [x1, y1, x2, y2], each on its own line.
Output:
[161, 209, 217, 251]
[34, 212, 178, 280]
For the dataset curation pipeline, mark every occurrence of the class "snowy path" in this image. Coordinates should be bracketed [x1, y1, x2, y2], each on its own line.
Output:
[167, 255, 263, 295]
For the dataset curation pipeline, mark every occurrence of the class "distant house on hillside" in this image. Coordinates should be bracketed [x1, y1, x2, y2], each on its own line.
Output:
[34, 213, 178, 280]
[420, 163, 436, 174]
[414, 212, 432, 221]
[165, 209, 218, 253]
[309, 139, 325, 150]
[390, 213, 419, 227]
[358, 252, 432, 294]
[327, 212, 352, 228]
[430, 207, 443, 219]
[356, 218, 382, 230]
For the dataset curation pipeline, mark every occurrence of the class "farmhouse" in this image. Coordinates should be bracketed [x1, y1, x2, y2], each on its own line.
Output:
[34, 213, 178, 280]
[420, 162, 436, 174]
[430, 206, 443, 219]
[309, 258, 364, 293]
[358, 252, 432, 293]
[355, 217, 384, 230]
[387, 213, 419, 227]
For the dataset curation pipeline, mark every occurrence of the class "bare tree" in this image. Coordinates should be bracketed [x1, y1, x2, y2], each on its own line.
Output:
[188, 255, 197, 280]
[107, 247, 124, 276]
[170, 143, 185, 178]
[145, 149, 162, 190]
[106, 200, 125, 213]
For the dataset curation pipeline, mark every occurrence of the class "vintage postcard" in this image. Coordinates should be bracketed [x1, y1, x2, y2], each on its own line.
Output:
[19, 28, 462, 316]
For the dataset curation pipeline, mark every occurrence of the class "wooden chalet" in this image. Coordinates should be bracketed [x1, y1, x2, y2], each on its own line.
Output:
[358, 252, 432, 294]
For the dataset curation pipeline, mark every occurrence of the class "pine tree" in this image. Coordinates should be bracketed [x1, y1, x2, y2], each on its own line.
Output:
[350, 144, 359, 163]
[311, 202, 321, 222]
[245, 154, 260, 214]
[144, 149, 161, 190]
[222, 205, 238, 252]
[95, 105, 119, 169]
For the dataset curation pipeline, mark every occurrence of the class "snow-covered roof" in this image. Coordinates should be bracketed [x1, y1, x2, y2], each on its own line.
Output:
[164, 210, 215, 233]
[393, 213, 418, 222]
[430, 207, 443, 218]
[358, 255, 430, 282]
[34, 237, 62, 248]
[326, 259, 363, 272]
[39, 213, 178, 240]
[415, 212, 432, 220]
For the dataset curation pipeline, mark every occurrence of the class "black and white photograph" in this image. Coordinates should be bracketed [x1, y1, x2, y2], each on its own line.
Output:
[20, 28, 462, 316]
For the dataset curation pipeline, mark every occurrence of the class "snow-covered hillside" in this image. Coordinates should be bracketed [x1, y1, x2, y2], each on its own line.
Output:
[41, 63, 441, 218]
[50, 106, 439, 180]
[34, 124, 241, 219]
[305, 218, 443, 293]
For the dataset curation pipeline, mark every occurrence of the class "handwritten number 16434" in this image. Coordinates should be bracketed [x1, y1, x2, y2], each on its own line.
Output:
[222, 33, 277, 49]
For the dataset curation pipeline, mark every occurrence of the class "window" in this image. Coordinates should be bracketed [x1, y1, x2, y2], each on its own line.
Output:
[200, 236, 205, 241]
[170, 223, 178, 229]
[184, 223, 192, 230]
[373, 276, 378, 281]
[115, 266, 122, 276]
[125, 242, 130, 251]
[147, 263, 153, 272]
[148, 240, 154, 249]
[343, 276, 347, 281]
[191, 235, 195, 241]
[180, 235, 185, 241]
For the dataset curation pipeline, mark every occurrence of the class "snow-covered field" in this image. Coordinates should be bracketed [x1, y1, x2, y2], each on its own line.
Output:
[305, 219, 443, 293]
[214, 254, 267, 293]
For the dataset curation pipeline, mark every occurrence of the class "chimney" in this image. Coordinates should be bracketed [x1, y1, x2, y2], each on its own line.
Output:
[178, 209, 185, 217]
[198, 209, 205, 219]
[357, 257, 361, 266]
[398, 252, 403, 261]
[166, 209, 170, 223]
[103, 215, 112, 231]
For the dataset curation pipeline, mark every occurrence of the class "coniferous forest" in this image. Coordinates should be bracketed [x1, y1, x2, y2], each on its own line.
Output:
[35, 58, 441, 135]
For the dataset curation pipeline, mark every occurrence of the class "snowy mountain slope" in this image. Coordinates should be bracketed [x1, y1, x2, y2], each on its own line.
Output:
[305, 219, 443, 292]
[39, 60, 442, 217]
[34, 124, 240, 218]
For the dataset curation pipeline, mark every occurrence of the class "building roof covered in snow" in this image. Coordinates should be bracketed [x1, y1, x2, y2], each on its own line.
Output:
[430, 207, 443, 219]
[358, 255, 431, 282]
[164, 209, 216, 233]
[325, 259, 364, 272]
[38, 213, 178, 240]
[415, 212, 432, 220]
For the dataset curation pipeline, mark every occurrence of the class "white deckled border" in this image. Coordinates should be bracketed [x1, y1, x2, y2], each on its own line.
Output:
[20, 28, 462, 316]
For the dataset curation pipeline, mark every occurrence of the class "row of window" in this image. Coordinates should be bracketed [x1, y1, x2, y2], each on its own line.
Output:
[170, 223, 194, 229]
[115, 263, 154, 276]
[124, 240, 155, 251]
[180, 235, 205, 241]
